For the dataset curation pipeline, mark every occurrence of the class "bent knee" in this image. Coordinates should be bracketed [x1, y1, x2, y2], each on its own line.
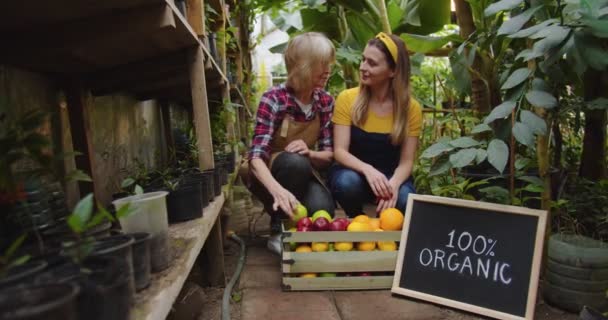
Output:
[272, 152, 312, 175]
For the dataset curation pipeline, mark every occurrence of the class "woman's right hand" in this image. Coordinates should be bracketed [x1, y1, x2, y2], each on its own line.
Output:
[363, 165, 392, 200]
[269, 185, 299, 219]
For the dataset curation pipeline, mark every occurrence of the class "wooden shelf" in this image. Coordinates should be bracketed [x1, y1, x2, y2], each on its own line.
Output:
[131, 193, 225, 320]
[0, 1, 198, 75]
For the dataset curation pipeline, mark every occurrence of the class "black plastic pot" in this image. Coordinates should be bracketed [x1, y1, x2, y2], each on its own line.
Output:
[166, 184, 203, 223]
[42, 221, 112, 248]
[90, 235, 135, 299]
[0, 283, 79, 320]
[212, 168, 222, 196]
[182, 173, 210, 208]
[0, 260, 48, 290]
[130, 232, 152, 291]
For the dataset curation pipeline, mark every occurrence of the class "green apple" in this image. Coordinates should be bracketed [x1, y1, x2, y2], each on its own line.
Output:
[328, 243, 335, 251]
[291, 204, 308, 223]
[288, 227, 297, 251]
[311, 210, 332, 223]
[320, 272, 337, 277]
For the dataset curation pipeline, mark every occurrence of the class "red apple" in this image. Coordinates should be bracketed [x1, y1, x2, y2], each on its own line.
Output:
[296, 217, 312, 231]
[312, 217, 330, 231]
[334, 218, 350, 229]
[298, 225, 313, 232]
[329, 219, 346, 231]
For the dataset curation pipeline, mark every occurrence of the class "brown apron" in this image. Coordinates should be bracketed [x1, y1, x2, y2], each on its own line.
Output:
[239, 114, 326, 189]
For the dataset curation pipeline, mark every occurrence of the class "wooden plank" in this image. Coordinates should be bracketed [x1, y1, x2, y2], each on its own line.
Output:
[282, 230, 402, 243]
[160, 102, 175, 166]
[198, 212, 227, 286]
[185, 0, 204, 36]
[63, 81, 96, 199]
[282, 251, 398, 273]
[282, 276, 394, 291]
[189, 46, 214, 170]
[132, 194, 225, 320]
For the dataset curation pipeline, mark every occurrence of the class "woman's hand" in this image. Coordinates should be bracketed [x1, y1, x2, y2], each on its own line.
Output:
[285, 139, 310, 157]
[363, 165, 392, 200]
[376, 178, 400, 214]
[269, 184, 299, 218]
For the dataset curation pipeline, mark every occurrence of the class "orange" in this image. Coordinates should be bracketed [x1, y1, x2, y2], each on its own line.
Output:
[352, 215, 370, 224]
[300, 273, 317, 278]
[311, 242, 329, 252]
[295, 245, 312, 253]
[379, 208, 404, 231]
[377, 241, 397, 251]
[369, 218, 381, 230]
[334, 241, 353, 251]
[347, 221, 372, 232]
[357, 241, 376, 251]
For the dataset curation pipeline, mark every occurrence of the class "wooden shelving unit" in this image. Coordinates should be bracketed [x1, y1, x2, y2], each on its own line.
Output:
[132, 194, 226, 320]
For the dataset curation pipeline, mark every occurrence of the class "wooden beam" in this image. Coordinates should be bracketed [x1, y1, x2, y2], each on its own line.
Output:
[185, 0, 204, 36]
[198, 216, 226, 286]
[64, 81, 97, 199]
[189, 46, 214, 170]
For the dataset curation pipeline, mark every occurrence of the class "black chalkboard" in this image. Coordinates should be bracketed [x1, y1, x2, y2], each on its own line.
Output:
[391, 194, 547, 320]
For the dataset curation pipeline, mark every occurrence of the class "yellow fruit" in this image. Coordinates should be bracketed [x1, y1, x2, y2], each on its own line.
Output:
[352, 215, 370, 224]
[379, 208, 404, 231]
[295, 245, 312, 253]
[334, 241, 353, 251]
[369, 218, 381, 230]
[300, 273, 317, 278]
[377, 241, 397, 251]
[347, 221, 372, 232]
[357, 241, 376, 251]
[311, 242, 329, 252]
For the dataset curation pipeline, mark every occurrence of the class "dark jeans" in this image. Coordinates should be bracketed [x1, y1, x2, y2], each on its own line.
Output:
[328, 165, 415, 218]
[248, 152, 335, 232]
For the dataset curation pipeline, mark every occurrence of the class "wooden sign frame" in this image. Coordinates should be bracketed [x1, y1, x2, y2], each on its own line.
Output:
[391, 194, 547, 320]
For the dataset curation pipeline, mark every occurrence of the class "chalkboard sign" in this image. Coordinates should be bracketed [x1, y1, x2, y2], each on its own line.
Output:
[391, 194, 547, 320]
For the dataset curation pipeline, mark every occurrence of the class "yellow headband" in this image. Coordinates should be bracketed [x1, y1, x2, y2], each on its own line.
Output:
[375, 32, 398, 63]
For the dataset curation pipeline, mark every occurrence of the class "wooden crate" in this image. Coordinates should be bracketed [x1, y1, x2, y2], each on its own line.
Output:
[281, 224, 401, 291]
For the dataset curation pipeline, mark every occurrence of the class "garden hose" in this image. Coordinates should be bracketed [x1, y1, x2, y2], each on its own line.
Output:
[222, 231, 247, 320]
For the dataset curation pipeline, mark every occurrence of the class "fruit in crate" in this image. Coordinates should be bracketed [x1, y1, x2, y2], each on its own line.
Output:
[352, 214, 370, 224]
[312, 217, 330, 231]
[334, 241, 353, 251]
[379, 208, 404, 231]
[328, 219, 347, 231]
[296, 217, 313, 231]
[320, 272, 337, 277]
[347, 221, 372, 232]
[295, 245, 312, 253]
[357, 241, 376, 251]
[358, 272, 372, 277]
[311, 210, 332, 222]
[377, 241, 397, 251]
[292, 204, 308, 222]
[300, 273, 317, 278]
[333, 217, 350, 229]
[288, 227, 297, 250]
[369, 218, 381, 230]
[311, 242, 329, 252]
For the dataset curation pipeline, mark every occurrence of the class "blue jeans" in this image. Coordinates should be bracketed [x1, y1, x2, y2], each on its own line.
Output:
[328, 165, 415, 217]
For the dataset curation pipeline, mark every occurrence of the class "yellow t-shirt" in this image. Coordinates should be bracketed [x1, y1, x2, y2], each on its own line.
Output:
[332, 87, 422, 137]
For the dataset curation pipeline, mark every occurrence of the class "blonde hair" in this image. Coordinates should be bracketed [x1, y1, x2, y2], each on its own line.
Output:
[352, 34, 411, 145]
[284, 32, 335, 92]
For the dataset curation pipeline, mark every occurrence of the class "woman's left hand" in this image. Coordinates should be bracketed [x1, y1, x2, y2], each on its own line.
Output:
[376, 179, 400, 214]
[285, 139, 310, 156]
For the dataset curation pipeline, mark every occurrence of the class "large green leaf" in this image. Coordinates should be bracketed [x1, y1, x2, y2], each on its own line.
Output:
[484, 101, 517, 124]
[497, 5, 545, 36]
[387, 0, 403, 30]
[508, 19, 557, 38]
[501, 68, 532, 90]
[421, 141, 454, 158]
[530, 25, 570, 58]
[588, 97, 608, 110]
[476, 148, 488, 164]
[485, 0, 524, 16]
[471, 123, 493, 134]
[345, 11, 378, 49]
[520, 110, 547, 135]
[517, 175, 544, 186]
[301, 8, 341, 40]
[449, 50, 472, 95]
[450, 148, 478, 168]
[429, 156, 452, 176]
[526, 90, 557, 108]
[400, 33, 462, 54]
[513, 122, 535, 147]
[393, 0, 451, 35]
[449, 137, 481, 148]
[487, 139, 509, 174]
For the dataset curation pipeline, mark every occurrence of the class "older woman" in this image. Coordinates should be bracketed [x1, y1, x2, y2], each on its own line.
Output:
[329, 32, 422, 217]
[246, 32, 336, 253]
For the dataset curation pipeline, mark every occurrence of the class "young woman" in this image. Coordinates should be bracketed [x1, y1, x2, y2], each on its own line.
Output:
[329, 32, 422, 217]
[245, 32, 336, 252]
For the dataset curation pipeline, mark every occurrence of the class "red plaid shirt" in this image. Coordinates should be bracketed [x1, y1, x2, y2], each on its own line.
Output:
[249, 84, 334, 162]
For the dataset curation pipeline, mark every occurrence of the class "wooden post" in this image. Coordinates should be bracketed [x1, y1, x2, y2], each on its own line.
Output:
[189, 46, 214, 170]
[186, 0, 204, 36]
[199, 216, 226, 286]
[64, 82, 97, 199]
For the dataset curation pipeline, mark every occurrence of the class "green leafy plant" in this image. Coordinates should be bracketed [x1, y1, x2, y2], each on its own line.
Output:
[0, 234, 30, 277]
